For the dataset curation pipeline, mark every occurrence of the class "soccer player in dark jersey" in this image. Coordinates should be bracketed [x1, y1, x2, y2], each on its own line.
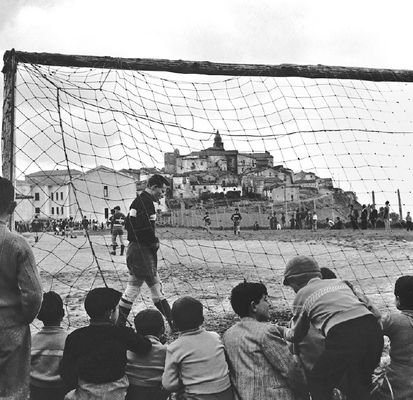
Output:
[118, 175, 174, 330]
[81, 216, 89, 237]
[110, 206, 126, 256]
[31, 215, 42, 243]
[203, 211, 212, 233]
[231, 208, 242, 235]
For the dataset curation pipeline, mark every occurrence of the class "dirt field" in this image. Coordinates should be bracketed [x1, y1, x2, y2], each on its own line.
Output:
[29, 227, 413, 333]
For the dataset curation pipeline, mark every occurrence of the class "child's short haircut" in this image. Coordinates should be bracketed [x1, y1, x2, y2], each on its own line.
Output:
[172, 296, 203, 331]
[230, 282, 268, 318]
[395, 275, 413, 310]
[0, 177, 14, 214]
[84, 287, 122, 319]
[134, 309, 164, 336]
[37, 291, 65, 324]
[320, 267, 337, 280]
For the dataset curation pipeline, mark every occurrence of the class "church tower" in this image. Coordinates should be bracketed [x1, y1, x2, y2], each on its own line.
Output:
[213, 130, 224, 150]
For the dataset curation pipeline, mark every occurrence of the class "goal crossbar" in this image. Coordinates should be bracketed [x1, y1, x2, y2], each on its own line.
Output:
[3, 49, 413, 82]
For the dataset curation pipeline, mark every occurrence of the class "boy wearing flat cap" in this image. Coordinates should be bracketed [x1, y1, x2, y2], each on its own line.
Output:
[280, 256, 383, 400]
[61, 287, 152, 400]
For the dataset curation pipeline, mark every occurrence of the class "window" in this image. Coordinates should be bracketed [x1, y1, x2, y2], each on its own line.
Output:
[291, 195, 294, 201]
[35, 207, 40, 214]
[103, 186, 108, 197]
[51, 193, 54, 201]
[61, 207, 64, 214]
[56, 192, 59, 201]
[60, 192, 63, 200]
[51, 207, 54, 215]
[56, 207, 59, 215]
[104, 208, 109, 219]
[34, 193, 40, 201]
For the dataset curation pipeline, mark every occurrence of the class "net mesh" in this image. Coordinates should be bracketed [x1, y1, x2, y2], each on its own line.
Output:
[5, 58, 413, 328]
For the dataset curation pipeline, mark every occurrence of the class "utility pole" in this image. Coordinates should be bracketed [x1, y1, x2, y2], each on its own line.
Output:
[397, 189, 403, 221]
[371, 191, 376, 208]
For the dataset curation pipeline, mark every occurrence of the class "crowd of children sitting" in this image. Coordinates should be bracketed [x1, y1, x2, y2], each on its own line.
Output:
[1, 177, 413, 400]
[25, 265, 413, 400]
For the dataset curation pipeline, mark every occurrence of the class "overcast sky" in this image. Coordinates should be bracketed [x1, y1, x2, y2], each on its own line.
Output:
[1, 0, 413, 208]
[2, 0, 413, 69]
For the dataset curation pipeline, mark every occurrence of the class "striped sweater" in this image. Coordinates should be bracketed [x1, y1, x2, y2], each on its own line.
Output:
[283, 277, 373, 342]
[31, 326, 69, 388]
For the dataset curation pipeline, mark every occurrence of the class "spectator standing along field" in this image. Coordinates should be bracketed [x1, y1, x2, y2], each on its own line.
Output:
[383, 201, 391, 230]
[312, 212, 318, 231]
[361, 205, 368, 230]
[269, 212, 276, 230]
[0, 177, 43, 399]
[281, 213, 286, 229]
[349, 204, 359, 230]
[406, 211, 412, 231]
[370, 205, 378, 228]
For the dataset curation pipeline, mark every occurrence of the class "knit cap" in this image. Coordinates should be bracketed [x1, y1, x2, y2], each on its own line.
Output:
[283, 255, 321, 285]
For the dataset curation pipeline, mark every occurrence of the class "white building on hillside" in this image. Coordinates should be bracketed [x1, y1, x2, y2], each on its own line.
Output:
[19, 166, 139, 222]
[24, 169, 82, 221]
[70, 166, 137, 221]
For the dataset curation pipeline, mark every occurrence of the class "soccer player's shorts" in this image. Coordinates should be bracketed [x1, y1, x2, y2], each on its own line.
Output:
[126, 241, 159, 286]
[112, 226, 124, 236]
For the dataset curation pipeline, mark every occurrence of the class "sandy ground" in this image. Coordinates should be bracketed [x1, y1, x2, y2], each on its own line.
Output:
[28, 227, 413, 332]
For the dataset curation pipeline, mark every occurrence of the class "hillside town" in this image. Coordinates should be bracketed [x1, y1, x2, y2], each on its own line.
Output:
[14, 131, 357, 226]
[163, 131, 338, 202]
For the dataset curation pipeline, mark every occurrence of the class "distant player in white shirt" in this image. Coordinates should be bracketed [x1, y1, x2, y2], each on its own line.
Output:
[231, 208, 242, 236]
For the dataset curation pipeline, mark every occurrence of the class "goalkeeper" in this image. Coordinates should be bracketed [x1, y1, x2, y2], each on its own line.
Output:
[118, 175, 174, 331]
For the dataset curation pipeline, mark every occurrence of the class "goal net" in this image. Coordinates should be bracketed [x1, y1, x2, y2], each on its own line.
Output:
[2, 50, 413, 328]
